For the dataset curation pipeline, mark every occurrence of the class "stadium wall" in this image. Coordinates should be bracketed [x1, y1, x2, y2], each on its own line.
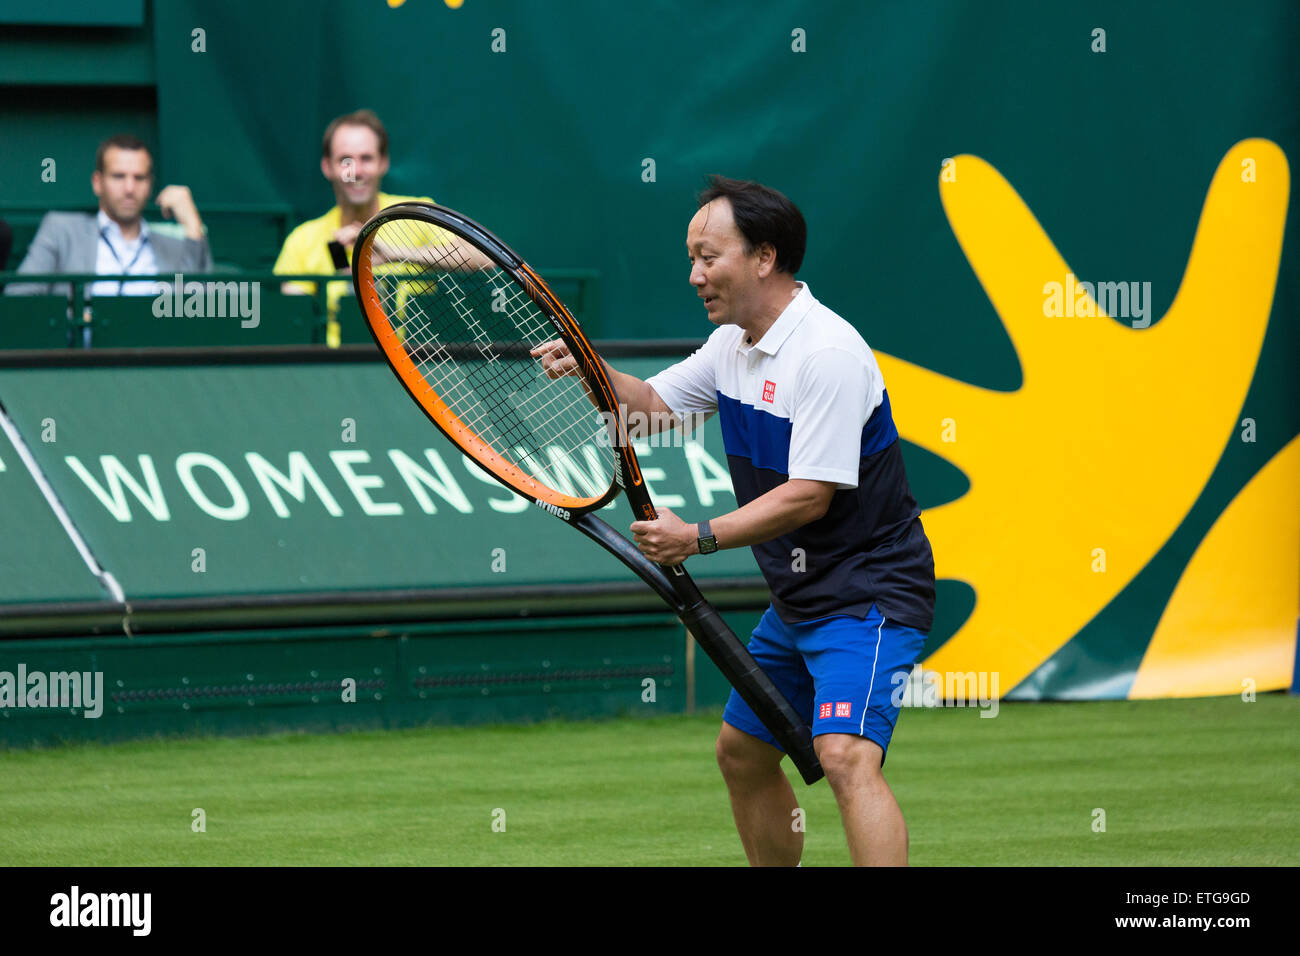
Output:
[0, 612, 751, 749]
[0, 1, 1295, 744]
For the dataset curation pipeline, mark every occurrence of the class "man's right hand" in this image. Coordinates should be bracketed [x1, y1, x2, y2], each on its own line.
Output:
[529, 338, 676, 436]
[530, 339, 582, 379]
[333, 221, 364, 248]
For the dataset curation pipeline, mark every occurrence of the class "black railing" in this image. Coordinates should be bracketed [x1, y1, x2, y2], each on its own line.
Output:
[0, 269, 602, 349]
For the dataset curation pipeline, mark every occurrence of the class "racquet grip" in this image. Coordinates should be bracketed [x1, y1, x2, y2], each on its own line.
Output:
[678, 601, 824, 785]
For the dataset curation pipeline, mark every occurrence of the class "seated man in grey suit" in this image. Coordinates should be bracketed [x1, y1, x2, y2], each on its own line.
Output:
[5, 133, 212, 297]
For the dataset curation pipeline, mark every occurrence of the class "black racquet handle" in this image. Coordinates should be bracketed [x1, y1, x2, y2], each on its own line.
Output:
[573, 513, 823, 785]
[678, 600, 824, 785]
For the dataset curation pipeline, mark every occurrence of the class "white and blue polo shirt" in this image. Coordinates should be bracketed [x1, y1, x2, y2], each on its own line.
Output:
[646, 283, 935, 632]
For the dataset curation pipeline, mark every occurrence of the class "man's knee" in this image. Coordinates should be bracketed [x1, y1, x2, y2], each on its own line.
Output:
[814, 734, 884, 791]
[716, 722, 785, 782]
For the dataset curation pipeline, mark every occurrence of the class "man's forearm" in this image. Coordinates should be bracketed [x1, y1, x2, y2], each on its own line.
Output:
[405, 236, 492, 272]
[708, 480, 833, 552]
[600, 361, 677, 439]
[532, 340, 674, 437]
[629, 478, 836, 567]
[602, 361, 653, 415]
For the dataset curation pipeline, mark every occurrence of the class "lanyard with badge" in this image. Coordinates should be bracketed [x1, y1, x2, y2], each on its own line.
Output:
[99, 226, 149, 294]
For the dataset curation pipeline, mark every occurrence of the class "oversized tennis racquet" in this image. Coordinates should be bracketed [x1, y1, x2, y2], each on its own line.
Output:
[350, 202, 823, 785]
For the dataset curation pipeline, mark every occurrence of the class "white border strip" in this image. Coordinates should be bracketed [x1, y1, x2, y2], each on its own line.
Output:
[860, 613, 884, 735]
[0, 403, 126, 606]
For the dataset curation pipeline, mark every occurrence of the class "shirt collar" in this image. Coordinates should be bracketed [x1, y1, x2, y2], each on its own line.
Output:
[741, 282, 815, 356]
[97, 209, 150, 243]
[327, 193, 396, 228]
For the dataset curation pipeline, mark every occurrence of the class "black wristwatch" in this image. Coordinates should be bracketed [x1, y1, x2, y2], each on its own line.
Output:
[697, 520, 719, 555]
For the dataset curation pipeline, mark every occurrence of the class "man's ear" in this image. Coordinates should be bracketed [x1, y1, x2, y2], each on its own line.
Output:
[378, 154, 390, 179]
[755, 242, 778, 279]
[320, 156, 333, 182]
[91, 170, 102, 198]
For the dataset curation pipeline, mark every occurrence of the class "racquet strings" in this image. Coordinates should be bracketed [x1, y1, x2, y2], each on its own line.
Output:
[365, 217, 617, 502]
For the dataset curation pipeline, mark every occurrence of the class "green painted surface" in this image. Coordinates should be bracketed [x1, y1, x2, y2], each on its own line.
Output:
[0, 355, 964, 604]
[138, 0, 1297, 362]
[0, 0, 143, 28]
[0, 426, 107, 604]
[0, 613, 686, 747]
[0, 358, 765, 599]
[0, 1, 1292, 711]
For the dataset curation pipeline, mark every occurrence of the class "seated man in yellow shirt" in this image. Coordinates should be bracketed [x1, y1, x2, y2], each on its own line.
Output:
[275, 109, 490, 345]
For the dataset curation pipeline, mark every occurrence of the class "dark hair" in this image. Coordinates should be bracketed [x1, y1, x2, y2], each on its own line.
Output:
[95, 134, 152, 174]
[322, 109, 389, 159]
[697, 175, 806, 275]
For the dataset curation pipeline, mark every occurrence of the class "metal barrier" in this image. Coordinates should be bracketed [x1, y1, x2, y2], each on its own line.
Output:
[0, 269, 601, 348]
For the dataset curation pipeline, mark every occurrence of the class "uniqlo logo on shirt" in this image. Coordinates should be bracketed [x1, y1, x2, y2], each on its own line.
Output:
[818, 702, 833, 720]
[762, 380, 776, 403]
[834, 702, 852, 718]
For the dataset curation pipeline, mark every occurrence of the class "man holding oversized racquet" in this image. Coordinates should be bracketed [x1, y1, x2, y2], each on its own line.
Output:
[538, 177, 935, 867]
[355, 198, 824, 784]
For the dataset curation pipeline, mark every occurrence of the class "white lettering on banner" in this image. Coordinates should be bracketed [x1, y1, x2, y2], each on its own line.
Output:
[329, 450, 403, 516]
[461, 454, 529, 514]
[502, 445, 610, 502]
[65, 454, 171, 522]
[633, 442, 686, 508]
[683, 443, 735, 507]
[245, 451, 344, 517]
[388, 449, 473, 514]
[546, 446, 610, 499]
[176, 452, 250, 520]
[55, 446, 731, 522]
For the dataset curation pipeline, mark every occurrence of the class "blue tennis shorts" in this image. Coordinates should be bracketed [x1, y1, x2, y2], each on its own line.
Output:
[722, 603, 927, 762]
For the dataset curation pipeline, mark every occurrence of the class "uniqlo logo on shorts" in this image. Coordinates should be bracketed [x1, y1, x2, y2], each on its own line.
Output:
[762, 380, 776, 403]
[834, 702, 852, 718]
[818, 702, 833, 720]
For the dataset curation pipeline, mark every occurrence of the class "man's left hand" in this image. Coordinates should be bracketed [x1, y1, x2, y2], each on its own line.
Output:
[631, 507, 698, 566]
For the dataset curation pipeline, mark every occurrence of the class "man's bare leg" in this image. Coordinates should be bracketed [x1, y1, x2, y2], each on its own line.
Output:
[715, 722, 802, 866]
[815, 733, 907, 866]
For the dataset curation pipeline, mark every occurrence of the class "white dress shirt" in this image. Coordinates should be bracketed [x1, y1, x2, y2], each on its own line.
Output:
[91, 210, 162, 297]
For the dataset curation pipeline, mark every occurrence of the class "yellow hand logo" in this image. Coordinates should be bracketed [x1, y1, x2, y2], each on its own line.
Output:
[879, 139, 1290, 692]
